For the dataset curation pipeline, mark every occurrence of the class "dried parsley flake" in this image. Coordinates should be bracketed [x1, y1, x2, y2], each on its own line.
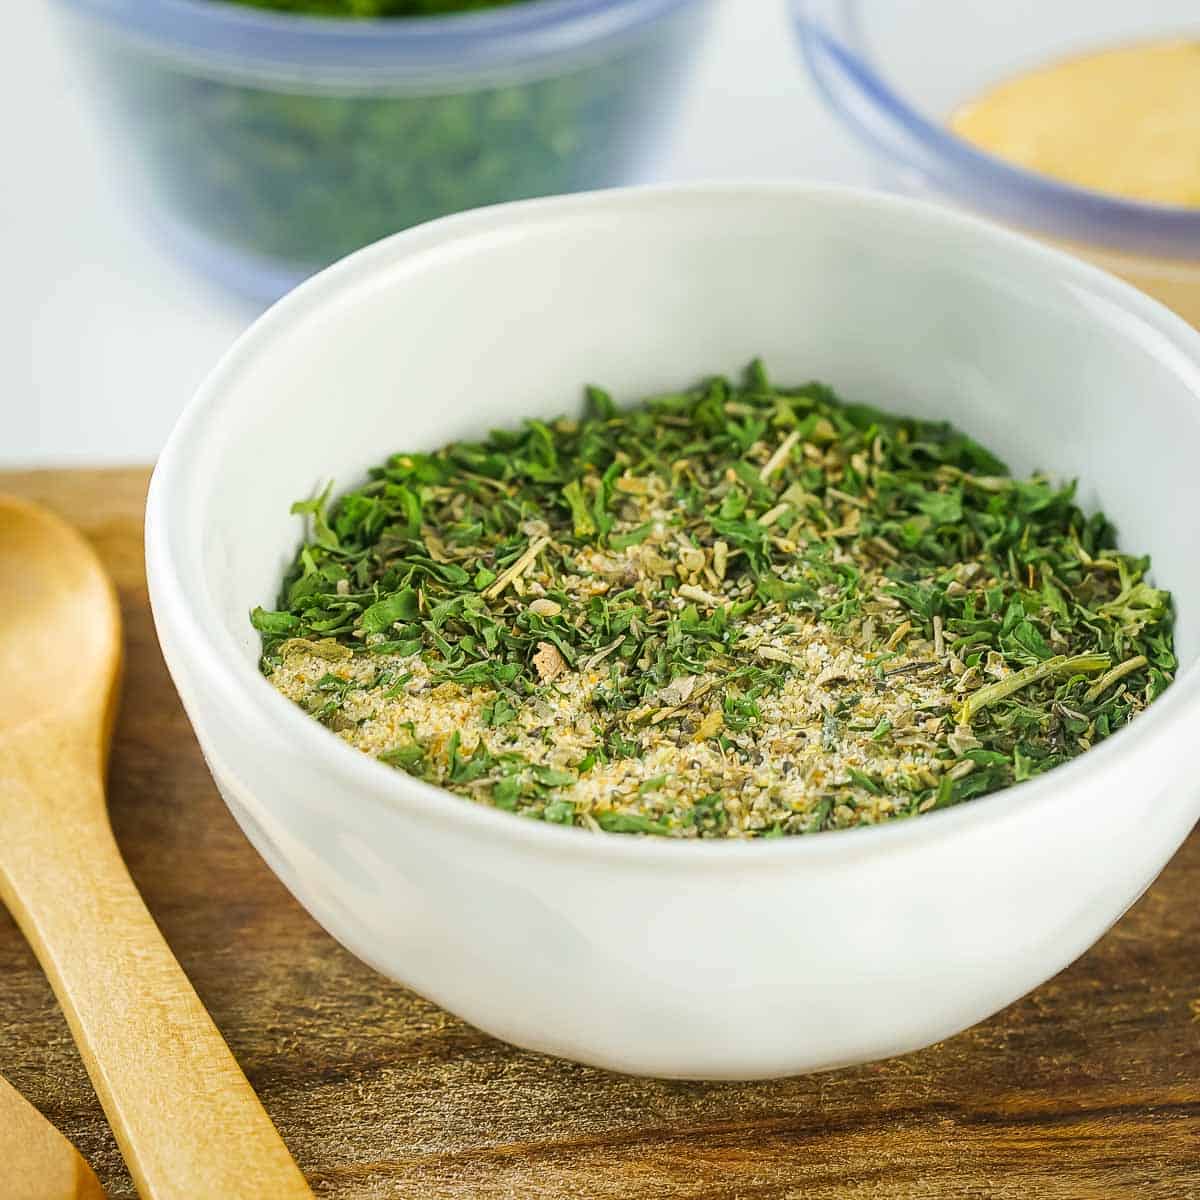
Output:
[255, 362, 1176, 838]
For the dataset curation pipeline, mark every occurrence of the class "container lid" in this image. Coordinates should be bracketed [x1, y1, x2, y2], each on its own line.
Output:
[57, 0, 699, 82]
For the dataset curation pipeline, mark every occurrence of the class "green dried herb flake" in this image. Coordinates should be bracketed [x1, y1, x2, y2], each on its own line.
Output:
[258, 362, 1175, 839]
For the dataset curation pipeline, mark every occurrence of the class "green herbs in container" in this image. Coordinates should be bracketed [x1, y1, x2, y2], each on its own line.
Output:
[254, 362, 1176, 839]
[50, 0, 713, 301]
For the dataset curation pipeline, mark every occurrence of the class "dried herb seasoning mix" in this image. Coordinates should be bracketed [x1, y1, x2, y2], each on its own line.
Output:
[255, 363, 1175, 838]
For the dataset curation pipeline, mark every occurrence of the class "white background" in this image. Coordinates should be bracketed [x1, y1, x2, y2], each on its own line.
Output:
[4, 0, 871, 467]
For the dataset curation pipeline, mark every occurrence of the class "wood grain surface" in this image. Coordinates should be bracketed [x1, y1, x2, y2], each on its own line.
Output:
[0, 467, 1197, 1200]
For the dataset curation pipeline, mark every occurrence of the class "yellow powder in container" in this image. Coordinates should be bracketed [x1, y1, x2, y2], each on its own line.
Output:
[951, 40, 1200, 209]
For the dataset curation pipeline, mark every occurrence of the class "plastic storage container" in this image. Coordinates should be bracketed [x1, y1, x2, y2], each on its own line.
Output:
[52, 0, 714, 302]
[792, 0, 1200, 327]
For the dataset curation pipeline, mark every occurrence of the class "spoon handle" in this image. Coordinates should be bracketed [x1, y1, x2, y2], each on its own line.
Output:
[0, 763, 313, 1200]
[1, 1072, 107, 1200]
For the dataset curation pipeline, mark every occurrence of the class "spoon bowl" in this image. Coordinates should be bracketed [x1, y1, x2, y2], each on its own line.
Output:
[0, 496, 119, 732]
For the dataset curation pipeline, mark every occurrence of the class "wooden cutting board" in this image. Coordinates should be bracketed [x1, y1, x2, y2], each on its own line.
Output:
[1, 467, 1197, 1200]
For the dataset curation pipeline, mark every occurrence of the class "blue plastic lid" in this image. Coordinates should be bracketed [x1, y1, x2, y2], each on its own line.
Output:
[56, 0, 701, 79]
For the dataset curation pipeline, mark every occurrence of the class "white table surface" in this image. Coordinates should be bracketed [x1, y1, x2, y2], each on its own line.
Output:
[5, 0, 870, 468]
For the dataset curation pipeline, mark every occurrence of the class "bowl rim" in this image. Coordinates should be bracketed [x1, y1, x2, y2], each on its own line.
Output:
[52, 0, 702, 74]
[146, 181, 1200, 866]
[790, 0, 1200, 263]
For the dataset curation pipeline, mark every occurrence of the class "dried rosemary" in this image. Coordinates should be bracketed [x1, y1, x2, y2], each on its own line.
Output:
[254, 362, 1175, 838]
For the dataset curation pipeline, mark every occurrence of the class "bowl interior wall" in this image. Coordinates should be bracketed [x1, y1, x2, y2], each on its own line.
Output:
[173, 192, 1200, 670]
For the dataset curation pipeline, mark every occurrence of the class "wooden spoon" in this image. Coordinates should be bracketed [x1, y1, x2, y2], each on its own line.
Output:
[0, 495, 312, 1200]
[1, 1071, 107, 1200]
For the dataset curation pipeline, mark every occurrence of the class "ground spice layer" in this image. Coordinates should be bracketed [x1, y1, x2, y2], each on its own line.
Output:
[254, 363, 1176, 839]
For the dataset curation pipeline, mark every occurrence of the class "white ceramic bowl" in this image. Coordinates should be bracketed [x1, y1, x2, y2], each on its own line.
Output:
[146, 184, 1200, 1080]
